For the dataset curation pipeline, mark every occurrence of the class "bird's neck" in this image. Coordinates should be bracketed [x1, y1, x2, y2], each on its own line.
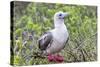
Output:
[54, 19, 65, 28]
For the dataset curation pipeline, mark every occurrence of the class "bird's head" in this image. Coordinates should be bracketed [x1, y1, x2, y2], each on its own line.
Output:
[54, 11, 69, 20]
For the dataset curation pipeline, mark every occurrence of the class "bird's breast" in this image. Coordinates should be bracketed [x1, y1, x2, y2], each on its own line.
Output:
[52, 27, 68, 43]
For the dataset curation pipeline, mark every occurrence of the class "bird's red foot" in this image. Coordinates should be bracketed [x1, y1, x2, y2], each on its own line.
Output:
[47, 54, 64, 63]
[54, 54, 64, 63]
[47, 54, 54, 62]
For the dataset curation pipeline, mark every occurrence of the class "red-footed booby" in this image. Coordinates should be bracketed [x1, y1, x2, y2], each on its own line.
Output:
[38, 11, 69, 62]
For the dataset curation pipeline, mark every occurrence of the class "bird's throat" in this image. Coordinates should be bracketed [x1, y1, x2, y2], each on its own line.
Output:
[54, 19, 65, 28]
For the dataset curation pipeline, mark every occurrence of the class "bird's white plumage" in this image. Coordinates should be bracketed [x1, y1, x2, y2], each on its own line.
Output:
[39, 11, 69, 55]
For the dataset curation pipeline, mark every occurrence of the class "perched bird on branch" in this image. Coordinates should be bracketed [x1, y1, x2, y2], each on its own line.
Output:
[38, 11, 69, 62]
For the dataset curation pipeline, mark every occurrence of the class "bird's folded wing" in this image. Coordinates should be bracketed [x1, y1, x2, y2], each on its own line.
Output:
[38, 32, 53, 50]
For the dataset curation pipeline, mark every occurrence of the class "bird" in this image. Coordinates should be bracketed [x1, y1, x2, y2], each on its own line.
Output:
[38, 11, 69, 62]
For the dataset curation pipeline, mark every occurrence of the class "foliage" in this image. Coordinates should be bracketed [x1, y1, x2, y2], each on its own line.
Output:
[11, 1, 97, 66]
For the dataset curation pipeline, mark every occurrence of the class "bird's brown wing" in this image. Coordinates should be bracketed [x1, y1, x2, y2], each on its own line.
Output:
[38, 32, 53, 50]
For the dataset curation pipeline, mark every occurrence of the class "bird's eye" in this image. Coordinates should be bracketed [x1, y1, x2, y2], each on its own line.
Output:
[59, 14, 62, 16]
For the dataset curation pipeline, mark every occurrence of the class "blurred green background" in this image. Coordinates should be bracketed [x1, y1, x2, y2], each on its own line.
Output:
[11, 1, 97, 66]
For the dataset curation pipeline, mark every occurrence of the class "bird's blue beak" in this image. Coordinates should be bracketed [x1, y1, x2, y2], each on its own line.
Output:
[61, 12, 69, 19]
[63, 12, 69, 17]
